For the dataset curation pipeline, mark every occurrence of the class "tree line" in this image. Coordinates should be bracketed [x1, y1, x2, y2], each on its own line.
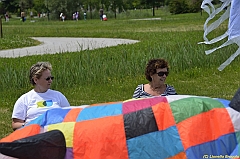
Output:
[0, 0, 220, 20]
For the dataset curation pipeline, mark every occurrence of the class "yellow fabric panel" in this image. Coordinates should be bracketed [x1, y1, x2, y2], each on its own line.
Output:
[47, 122, 75, 147]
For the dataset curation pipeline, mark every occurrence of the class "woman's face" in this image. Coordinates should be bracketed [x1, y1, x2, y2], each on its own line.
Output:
[34, 69, 53, 91]
[151, 68, 168, 84]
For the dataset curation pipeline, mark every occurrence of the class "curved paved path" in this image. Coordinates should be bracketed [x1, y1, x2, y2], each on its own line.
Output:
[0, 37, 139, 58]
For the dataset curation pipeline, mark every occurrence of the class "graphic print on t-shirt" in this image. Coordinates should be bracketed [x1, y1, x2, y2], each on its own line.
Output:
[37, 100, 53, 108]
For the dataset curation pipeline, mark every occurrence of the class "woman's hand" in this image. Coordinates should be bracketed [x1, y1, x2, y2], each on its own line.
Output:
[12, 118, 25, 131]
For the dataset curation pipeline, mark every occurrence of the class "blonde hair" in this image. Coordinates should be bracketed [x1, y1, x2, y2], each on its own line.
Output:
[29, 62, 52, 85]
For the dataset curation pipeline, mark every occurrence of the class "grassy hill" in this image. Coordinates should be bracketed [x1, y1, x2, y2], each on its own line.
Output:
[0, 9, 239, 138]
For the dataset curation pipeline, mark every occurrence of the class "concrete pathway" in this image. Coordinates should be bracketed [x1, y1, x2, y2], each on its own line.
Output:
[0, 37, 139, 58]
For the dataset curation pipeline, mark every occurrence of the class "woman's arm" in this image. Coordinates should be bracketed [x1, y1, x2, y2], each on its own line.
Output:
[12, 118, 25, 131]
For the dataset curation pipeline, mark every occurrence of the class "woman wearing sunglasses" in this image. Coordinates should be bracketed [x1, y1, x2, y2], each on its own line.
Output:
[11, 62, 70, 130]
[133, 58, 177, 98]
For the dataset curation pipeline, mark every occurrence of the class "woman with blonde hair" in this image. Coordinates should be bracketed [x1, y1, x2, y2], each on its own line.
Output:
[12, 62, 70, 130]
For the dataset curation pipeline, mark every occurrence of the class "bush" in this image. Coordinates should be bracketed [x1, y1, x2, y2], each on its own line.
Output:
[169, 0, 202, 14]
[169, 0, 189, 14]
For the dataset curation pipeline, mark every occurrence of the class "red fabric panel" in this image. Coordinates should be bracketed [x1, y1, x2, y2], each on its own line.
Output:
[63, 108, 83, 122]
[0, 125, 41, 142]
[177, 108, 235, 150]
[167, 152, 187, 159]
[152, 102, 175, 131]
[73, 115, 129, 159]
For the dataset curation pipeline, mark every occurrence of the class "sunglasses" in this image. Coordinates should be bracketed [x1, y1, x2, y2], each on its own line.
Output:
[45, 76, 54, 81]
[157, 72, 169, 76]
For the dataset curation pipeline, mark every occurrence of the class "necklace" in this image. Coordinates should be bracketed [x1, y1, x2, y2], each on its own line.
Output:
[149, 82, 165, 94]
[150, 82, 162, 89]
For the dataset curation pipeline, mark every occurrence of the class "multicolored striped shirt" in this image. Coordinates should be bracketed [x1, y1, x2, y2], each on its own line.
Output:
[132, 84, 177, 98]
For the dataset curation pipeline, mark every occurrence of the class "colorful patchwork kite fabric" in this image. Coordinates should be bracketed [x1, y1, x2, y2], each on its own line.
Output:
[1, 95, 240, 159]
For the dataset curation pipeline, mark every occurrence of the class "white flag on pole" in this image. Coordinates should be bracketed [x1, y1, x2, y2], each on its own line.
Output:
[199, 0, 240, 71]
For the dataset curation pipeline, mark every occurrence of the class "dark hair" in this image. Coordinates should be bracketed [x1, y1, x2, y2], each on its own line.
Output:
[145, 58, 169, 82]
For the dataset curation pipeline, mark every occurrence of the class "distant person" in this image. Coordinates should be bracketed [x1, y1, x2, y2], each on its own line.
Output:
[21, 12, 25, 22]
[5, 12, 9, 22]
[60, 12, 63, 21]
[73, 12, 76, 20]
[83, 11, 87, 20]
[11, 62, 70, 130]
[75, 11, 79, 21]
[62, 14, 65, 22]
[133, 58, 177, 98]
[99, 8, 103, 21]
[30, 11, 33, 20]
[60, 13, 65, 22]
[103, 14, 107, 21]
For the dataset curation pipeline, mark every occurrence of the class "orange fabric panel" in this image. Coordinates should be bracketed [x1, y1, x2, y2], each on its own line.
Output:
[167, 152, 187, 159]
[177, 108, 235, 150]
[63, 108, 83, 122]
[152, 102, 175, 131]
[73, 115, 129, 159]
[0, 125, 41, 142]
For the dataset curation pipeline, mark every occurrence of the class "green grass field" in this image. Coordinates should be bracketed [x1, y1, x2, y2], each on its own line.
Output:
[1, 8, 239, 139]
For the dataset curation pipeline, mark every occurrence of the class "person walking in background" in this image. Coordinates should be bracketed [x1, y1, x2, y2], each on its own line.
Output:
[11, 62, 70, 130]
[21, 12, 25, 22]
[133, 58, 177, 98]
[99, 8, 103, 21]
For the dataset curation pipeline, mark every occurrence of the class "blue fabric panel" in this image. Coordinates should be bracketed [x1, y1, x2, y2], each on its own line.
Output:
[186, 133, 237, 159]
[127, 126, 184, 159]
[215, 98, 230, 108]
[27, 113, 45, 126]
[27, 108, 70, 126]
[229, 144, 240, 157]
[76, 102, 123, 121]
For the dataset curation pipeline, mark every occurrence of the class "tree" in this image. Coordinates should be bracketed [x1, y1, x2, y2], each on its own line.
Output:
[141, 0, 163, 16]
[169, 0, 202, 14]
[33, 0, 46, 14]
[0, 0, 18, 14]
[145, 0, 156, 16]
[132, 0, 141, 9]
[47, 0, 79, 19]
[188, 0, 202, 13]
[19, 0, 35, 13]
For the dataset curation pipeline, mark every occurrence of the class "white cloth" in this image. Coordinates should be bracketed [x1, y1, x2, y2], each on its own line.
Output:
[0, 154, 17, 159]
[199, 0, 240, 71]
[12, 89, 70, 124]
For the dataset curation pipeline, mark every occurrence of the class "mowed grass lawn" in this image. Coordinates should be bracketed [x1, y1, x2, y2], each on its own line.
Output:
[1, 9, 240, 139]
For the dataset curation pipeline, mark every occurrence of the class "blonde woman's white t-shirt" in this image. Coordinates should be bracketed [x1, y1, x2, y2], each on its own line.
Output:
[12, 89, 70, 124]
